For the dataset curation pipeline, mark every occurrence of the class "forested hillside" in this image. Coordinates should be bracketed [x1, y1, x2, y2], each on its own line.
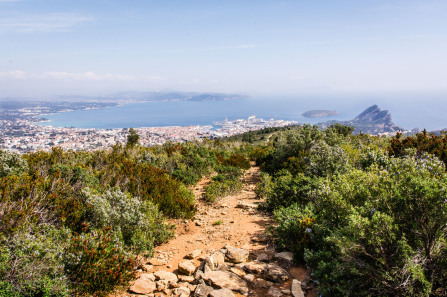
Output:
[1, 126, 447, 296]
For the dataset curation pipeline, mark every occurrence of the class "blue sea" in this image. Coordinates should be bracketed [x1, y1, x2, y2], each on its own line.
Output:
[39, 93, 447, 131]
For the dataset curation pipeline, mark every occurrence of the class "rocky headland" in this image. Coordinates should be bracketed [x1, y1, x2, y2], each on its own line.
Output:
[320, 104, 403, 134]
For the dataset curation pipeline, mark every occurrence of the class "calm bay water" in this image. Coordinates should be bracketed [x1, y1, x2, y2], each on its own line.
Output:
[39, 94, 447, 131]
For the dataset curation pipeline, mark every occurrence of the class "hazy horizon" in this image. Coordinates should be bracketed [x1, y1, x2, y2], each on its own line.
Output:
[1, 0, 447, 98]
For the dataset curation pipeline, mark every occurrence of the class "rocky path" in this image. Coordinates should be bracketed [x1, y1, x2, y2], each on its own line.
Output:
[119, 166, 315, 297]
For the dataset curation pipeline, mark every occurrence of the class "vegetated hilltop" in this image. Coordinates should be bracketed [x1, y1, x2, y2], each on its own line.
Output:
[321, 104, 403, 134]
[1, 124, 447, 296]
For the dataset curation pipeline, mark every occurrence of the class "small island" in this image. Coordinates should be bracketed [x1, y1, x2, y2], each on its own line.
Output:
[302, 109, 338, 118]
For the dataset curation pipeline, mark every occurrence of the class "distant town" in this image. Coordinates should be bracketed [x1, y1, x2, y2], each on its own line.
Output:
[0, 99, 297, 153]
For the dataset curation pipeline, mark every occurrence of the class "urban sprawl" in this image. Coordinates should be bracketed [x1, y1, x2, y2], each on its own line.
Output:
[0, 115, 296, 153]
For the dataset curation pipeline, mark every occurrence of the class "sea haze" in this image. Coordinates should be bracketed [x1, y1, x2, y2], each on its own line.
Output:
[39, 93, 447, 131]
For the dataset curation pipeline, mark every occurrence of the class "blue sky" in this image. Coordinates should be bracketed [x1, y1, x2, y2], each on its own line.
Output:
[0, 0, 446, 97]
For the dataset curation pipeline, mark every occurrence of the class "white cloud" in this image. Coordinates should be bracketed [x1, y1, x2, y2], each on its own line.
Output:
[0, 70, 168, 83]
[0, 70, 27, 79]
[0, 12, 91, 33]
[42, 71, 136, 81]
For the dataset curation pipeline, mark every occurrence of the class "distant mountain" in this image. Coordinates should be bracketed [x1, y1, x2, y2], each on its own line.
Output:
[321, 105, 404, 134]
[302, 110, 338, 118]
[57, 91, 248, 102]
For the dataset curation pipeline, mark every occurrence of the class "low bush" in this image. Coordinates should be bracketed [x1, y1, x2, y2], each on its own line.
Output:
[64, 228, 137, 296]
[204, 179, 243, 202]
[0, 224, 71, 297]
[84, 187, 173, 256]
[270, 204, 315, 262]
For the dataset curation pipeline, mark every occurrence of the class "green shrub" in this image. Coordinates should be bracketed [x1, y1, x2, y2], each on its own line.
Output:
[270, 204, 315, 262]
[84, 188, 173, 256]
[0, 225, 71, 297]
[64, 229, 136, 296]
[204, 179, 243, 202]
[261, 171, 320, 210]
[0, 149, 28, 178]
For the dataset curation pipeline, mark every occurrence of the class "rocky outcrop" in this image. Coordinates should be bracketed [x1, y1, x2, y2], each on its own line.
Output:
[128, 244, 314, 296]
[321, 105, 404, 135]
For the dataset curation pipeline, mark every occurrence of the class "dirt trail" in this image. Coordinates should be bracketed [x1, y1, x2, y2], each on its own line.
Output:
[149, 165, 272, 274]
[118, 165, 315, 296]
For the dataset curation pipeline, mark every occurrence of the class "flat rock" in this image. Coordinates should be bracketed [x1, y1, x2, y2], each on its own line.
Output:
[209, 288, 236, 297]
[225, 246, 249, 264]
[178, 275, 195, 283]
[291, 279, 305, 297]
[186, 249, 202, 259]
[230, 267, 246, 277]
[203, 271, 249, 294]
[154, 270, 178, 284]
[172, 287, 191, 297]
[179, 260, 196, 275]
[264, 264, 290, 283]
[274, 252, 294, 268]
[243, 261, 267, 274]
[194, 283, 214, 297]
[129, 277, 156, 294]
[267, 286, 283, 297]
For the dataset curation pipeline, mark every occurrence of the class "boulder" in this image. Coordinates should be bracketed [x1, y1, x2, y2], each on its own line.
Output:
[194, 283, 214, 297]
[225, 246, 249, 263]
[129, 276, 156, 294]
[186, 249, 202, 259]
[264, 264, 289, 283]
[178, 275, 195, 283]
[203, 271, 249, 294]
[156, 279, 170, 291]
[256, 253, 269, 262]
[204, 251, 225, 271]
[179, 260, 196, 275]
[172, 287, 191, 297]
[154, 270, 178, 284]
[243, 261, 267, 274]
[273, 252, 294, 268]
[291, 279, 305, 297]
[210, 288, 236, 297]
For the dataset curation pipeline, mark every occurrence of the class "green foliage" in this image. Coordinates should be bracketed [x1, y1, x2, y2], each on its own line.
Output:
[327, 123, 355, 137]
[64, 229, 136, 296]
[126, 128, 140, 147]
[0, 149, 28, 178]
[0, 225, 71, 297]
[204, 179, 243, 202]
[260, 171, 320, 210]
[270, 204, 315, 262]
[388, 129, 447, 168]
[84, 188, 173, 255]
[259, 126, 447, 296]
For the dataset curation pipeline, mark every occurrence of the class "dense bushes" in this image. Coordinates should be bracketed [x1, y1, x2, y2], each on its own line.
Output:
[0, 138, 252, 295]
[64, 228, 136, 296]
[256, 125, 447, 296]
